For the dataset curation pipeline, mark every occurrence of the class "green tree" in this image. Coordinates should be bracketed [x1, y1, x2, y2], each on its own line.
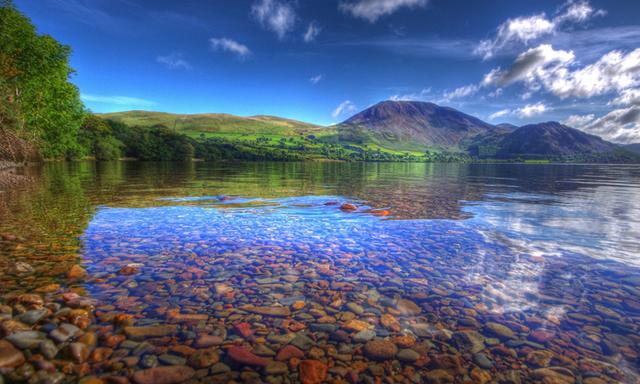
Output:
[78, 115, 123, 160]
[0, 0, 84, 158]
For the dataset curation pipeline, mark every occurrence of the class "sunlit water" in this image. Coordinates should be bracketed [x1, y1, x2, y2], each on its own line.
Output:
[1, 162, 639, 382]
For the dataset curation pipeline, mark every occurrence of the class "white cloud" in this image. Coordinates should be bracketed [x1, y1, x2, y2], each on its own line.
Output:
[332, 100, 358, 119]
[156, 53, 191, 70]
[251, 0, 296, 39]
[489, 109, 511, 120]
[562, 114, 596, 127]
[475, 0, 604, 59]
[309, 74, 324, 85]
[304, 22, 321, 43]
[209, 37, 251, 59]
[515, 102, 548, 118]
[610, 88, 640, 106]
[442, 84, 479, 100]
[389, 88, 431, 101]
[573, 106, 640, 143]
[81, 94, 156, 107]
[339, 0, 428, 23]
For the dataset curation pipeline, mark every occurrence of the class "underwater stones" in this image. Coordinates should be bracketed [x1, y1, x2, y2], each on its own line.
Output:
[298, 360, 327, 384]
[194, 334, 223, 348]
[526, 350, 555, 368]
[380, 313, 401, 332]
[346, 303, 364, 315]
[16, 309, 48, 325]
[394, 299, 421, 316]
[424, 369, 454, 384]
[353, 330, 376, 343]
[70, 342, 90, 363]
[290, 333, 314, 350]
[529, 329, 556, 344]
[227, 346, 269, 367]
[0, 340, 25, 369]
[452, 331, 485, 354]
[240, 305, 291, 317]
[264, 361, 288, 375]
[339, 203, 357, 211]
[276, 345, 304, 361]
[531, 367, 575, 384]
[473, 353, 493, 369]
[397, 348, 420, 362]
[132, 366, 195, 384]
[363, 340, 398, 361]
[342, 319, 372, 332]
[67, 265, 87, 279]
[118, 265, 139, 275]
[124, 325, 177, 340]
[485, 322, 516, 340]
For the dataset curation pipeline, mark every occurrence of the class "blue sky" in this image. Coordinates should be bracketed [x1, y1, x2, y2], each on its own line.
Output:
[14, 0, 640, 142]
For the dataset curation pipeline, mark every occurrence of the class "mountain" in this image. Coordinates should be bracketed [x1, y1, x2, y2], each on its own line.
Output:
[624, 143, 640, 154]
[496, 122, 618, 159]
[336, 100, 495, 150]
[101, 110, 322, 137]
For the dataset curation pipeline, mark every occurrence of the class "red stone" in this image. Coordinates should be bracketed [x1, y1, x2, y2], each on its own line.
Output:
[227, 346, 269, 367]
[276, 345, 305, 361]
[299, 360, 328, 384]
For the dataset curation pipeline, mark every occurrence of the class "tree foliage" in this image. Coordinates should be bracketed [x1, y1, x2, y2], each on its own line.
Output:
[0, 0, 84, 158]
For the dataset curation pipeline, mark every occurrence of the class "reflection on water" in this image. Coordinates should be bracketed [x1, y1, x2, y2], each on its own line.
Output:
[1, 162, 640, 383]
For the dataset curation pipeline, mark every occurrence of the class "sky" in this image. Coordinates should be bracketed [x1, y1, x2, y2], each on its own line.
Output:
[14, 0, 640, 143]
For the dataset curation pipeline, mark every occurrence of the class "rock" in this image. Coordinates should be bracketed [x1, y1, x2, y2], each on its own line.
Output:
[118, 265, 139, 275]
[227, 346, 269, 367]
[276, 345, 304, 361]
[397, 348, 420, 362]
[346, 303, 364, 315]
[68, 264, 87, 279]
[70, 342, 90, 363]
[50, 323, 81, 343]
[527, 350, 555, 368]
[252, 344, 276, 357]
[210, 362, 231, 375]
[16, 309, 49, 325]
[240, 305, 291, 317]
[11, 261, 34, 274]
[132, 366, 195, 384]
[485, 322, 516, 340]
[141, 355, 158, 368]
[39, 340, 58, 359]
[264, 361, 288, 375]
[340, 203, 357, 211]
[194, 334, 223, 348]
[234, 322, 254, 339]
[342, 319, 372, 332]
[380, 314, 401, 332]
[124, 325, 177, 340]
[159, 354, 186, 366]
[473, 353, 493, 369]
[6, 331, 46, 349]
[531, 367, 575, 384]
[290, 333, 314, 350]
[353, 330, 376, 342]
[424, 369, 454, 384]
[298, 360, 328, 384]
[529, 329, 556, 344]
[470, 367, 492, 384]
[363, 340, 398, 361]
[0, 340, 25, 369]
[395, 299, 421, 315]
[452, 331, 485, 354]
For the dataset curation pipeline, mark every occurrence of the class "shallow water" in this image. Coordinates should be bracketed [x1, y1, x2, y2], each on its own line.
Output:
[1, 162, 639, 383]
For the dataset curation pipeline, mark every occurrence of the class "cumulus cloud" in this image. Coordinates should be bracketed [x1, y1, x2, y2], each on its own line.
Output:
[339, 0, 428, 23]
[389, 88, 432, 101]
[304, 22, 321, 43]
[156, 53, 191, 70]
[81, 94, 156, 107]
[332, 100, 358, 119]
[475, 0, 604, 59]
[489, 109, 511, 120]
[609, 88, 640, 106]
[251, 0, 296, 39]
[515, 102, 548, 118]
[569, 106, 640, 143]
[443, 84, 479, 100]
[309, 74, 323, 85]
[209, 37, 251, 59]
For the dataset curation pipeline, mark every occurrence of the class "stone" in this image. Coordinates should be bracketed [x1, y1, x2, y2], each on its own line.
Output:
[529, 329, 556, 344]
[342, 319, 372, 332]
[159, 354, 187, 366]
[227, 346, 269, 367]
[395, 299, 421, 315]
[70, 342, 90, 363]
[470, 368, 492, 384]
[68, 264, 88, 279]
[363, 340, 398, 361]
[132, 366, 195, 384]
[485, 322, 516, 340]
[397, 348, 420, 362]
[264, 361, 288, 375]
[50, 323, 81, 343]
[353, 330, 376, 342]
[124, 325, 177, 340]
[276, 345, 304, 361]
[527, 350, 555, 368]
[194, 334, 223, 348]
[298, 360, 327, 384]
[16, 309, 48, 325]
[452, 331, 485, 354]
[241, 305, 291, 317]
[380, 314, 401, 332]
[290, 333, 314, 350]
[0, 340, 25, 369]
[346, 303, 364, 314]
[531, 367, 575, 384]
[339, 203, 357, 211]
[210, 362, 231, 375]
[473, 353, 493, 369]
[39, 340, 58, 359]
[424, 369, 454, 384]
[6, 331, 46, 349]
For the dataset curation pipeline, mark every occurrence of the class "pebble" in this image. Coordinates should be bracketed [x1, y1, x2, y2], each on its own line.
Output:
[363, 340, 398, 361]
[132, 366, 195, 384]
[397, 348, 420, 362]
[298, 360, 327, 384]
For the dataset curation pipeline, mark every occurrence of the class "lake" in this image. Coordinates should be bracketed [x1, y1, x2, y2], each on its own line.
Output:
[1, 161, 639, 383]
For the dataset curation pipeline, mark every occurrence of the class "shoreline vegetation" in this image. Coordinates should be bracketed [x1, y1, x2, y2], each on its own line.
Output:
[1, 0, 639, 175]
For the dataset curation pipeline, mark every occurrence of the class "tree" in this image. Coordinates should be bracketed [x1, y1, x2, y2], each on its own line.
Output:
[78, 115, 123, 160]
[0, 1, 84, 158]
